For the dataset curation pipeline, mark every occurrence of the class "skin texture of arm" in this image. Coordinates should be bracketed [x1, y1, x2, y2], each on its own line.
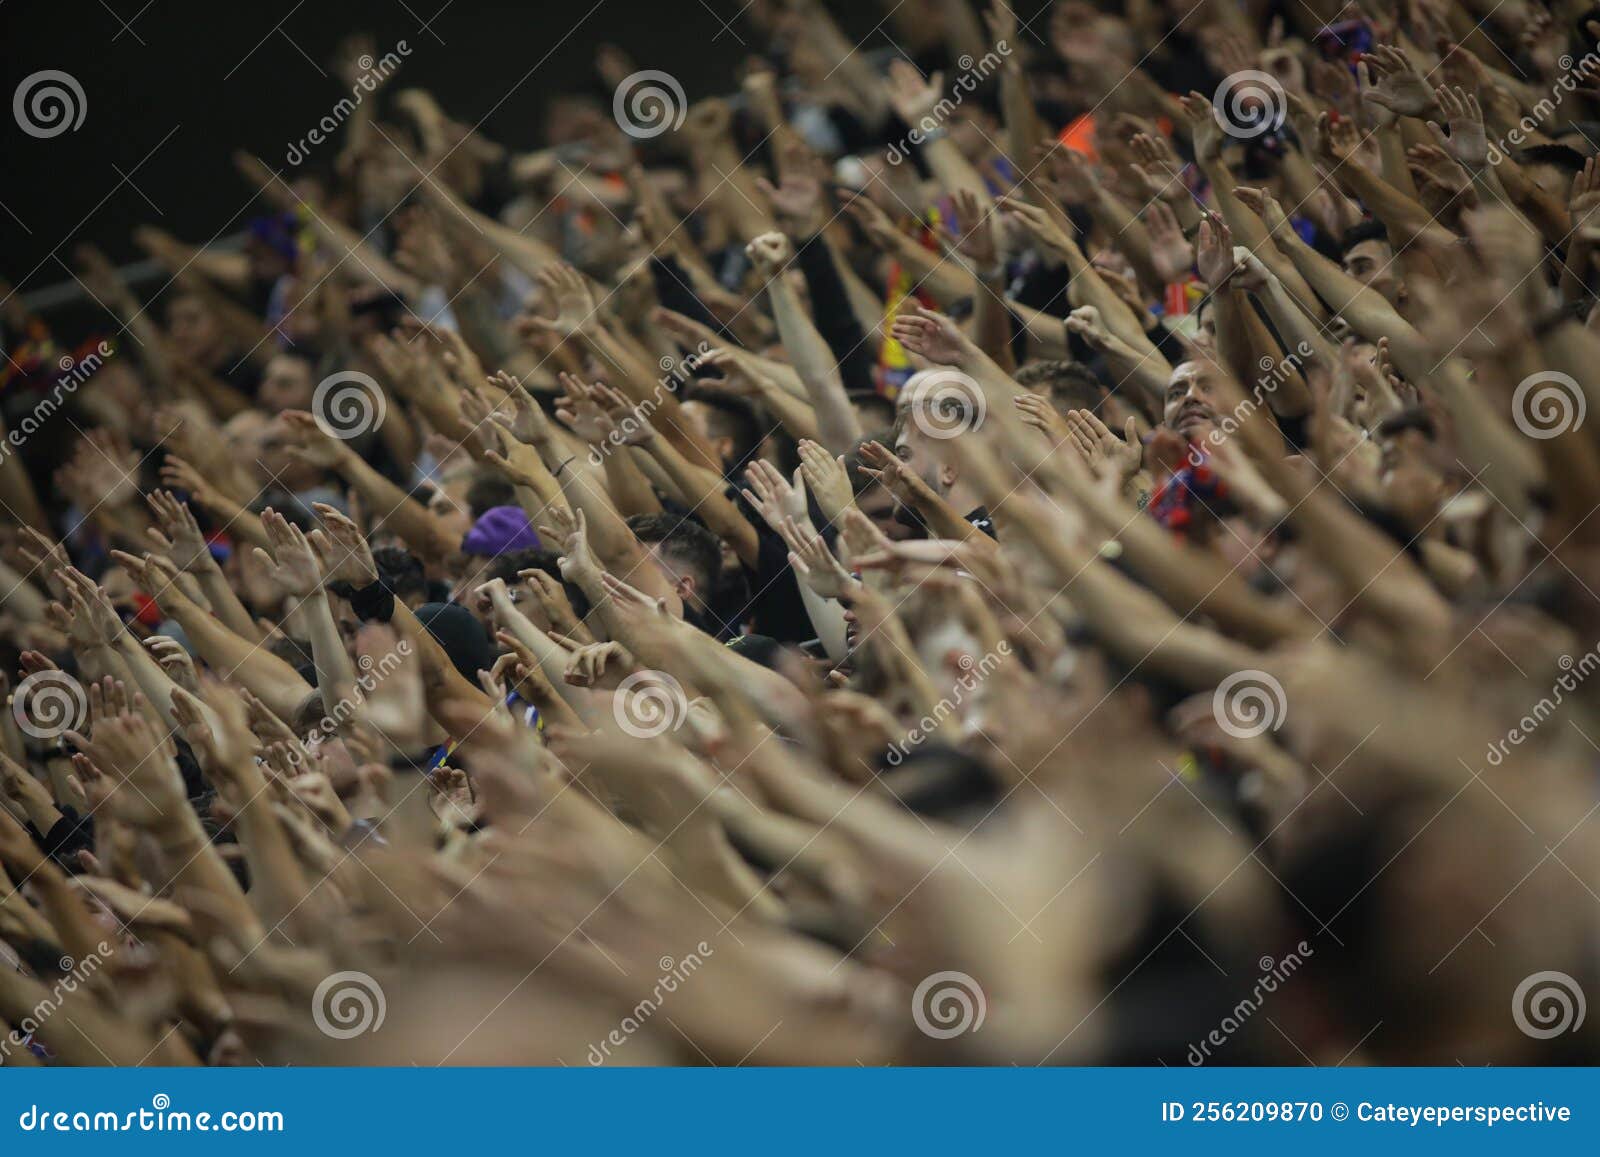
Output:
[389, 599, 501, 736]
[160, 591, 315, 721]
[760, 259, 865, 455]
[552, 458, 679, 607]
[638, 432, 761, 568]
[313, 435, 459, 563]
[583, 322, 724, 475]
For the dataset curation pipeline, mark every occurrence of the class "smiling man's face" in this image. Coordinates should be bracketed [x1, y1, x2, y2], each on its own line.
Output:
[1163, 360, 1220, 439]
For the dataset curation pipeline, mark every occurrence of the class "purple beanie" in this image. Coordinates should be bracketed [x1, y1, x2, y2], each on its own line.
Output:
[461, 505, 541, 556]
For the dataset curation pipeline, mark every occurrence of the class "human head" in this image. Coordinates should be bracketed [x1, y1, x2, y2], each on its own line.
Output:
[257, 349, 317, 413]
[1162, 359, 1221, 440]
[627, 513, 723, 617]
[166, 291, 225, 366]
[682, 391, 763, 474]
[1340, 222, 1404, 306]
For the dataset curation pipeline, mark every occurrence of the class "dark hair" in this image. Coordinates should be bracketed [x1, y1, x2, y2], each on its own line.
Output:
[684, 388, 763, 471]
[373, 546, 428, 602]
[1512, 142, 1588, 173]
[486, 547, 561, 585]
[465, 473, 518, 519]
[1339, 220, 1391, 257]
[1013, 359, 1106, 411]
[627, 512, 723, 594]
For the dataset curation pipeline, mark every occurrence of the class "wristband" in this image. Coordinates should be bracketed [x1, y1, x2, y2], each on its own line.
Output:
[555, 456, 577, 476]
[348, 578, 395, 624]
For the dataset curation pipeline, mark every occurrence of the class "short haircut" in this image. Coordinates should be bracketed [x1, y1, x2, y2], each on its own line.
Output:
[627, 512, 723, 594]
[685, 388, 763, 467]
[373, 546, 428, 602]
[1013, 359, 1106, 411]
[1513, 142, 1588, 172]
[466, 473, 518, 519]
[486, 547, 561, 585]
[1339, 220, 1391, 257]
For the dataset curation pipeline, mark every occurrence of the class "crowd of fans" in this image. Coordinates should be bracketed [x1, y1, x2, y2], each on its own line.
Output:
[2, 0, 1600, 1066]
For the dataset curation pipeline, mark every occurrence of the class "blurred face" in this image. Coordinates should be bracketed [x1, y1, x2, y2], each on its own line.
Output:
[1342, 239, 1402, 304]
[258, 354, 315, 413]
[1193, 301, 1218, 352]
[680, 399, 733, 466]
[168, 295, 222, 364]
[258, 415, 323, 492]
[857, 481, 915, 541]
[427, 477, 474, 548]
[1163, 361, 1219, 438]
[1378, 427, 1448, 529]
[100, 568, 149, 637]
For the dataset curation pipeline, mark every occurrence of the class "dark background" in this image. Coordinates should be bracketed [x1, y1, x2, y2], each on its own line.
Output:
[0, 0, 1053, 336]
[1, 0, 761, 312]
